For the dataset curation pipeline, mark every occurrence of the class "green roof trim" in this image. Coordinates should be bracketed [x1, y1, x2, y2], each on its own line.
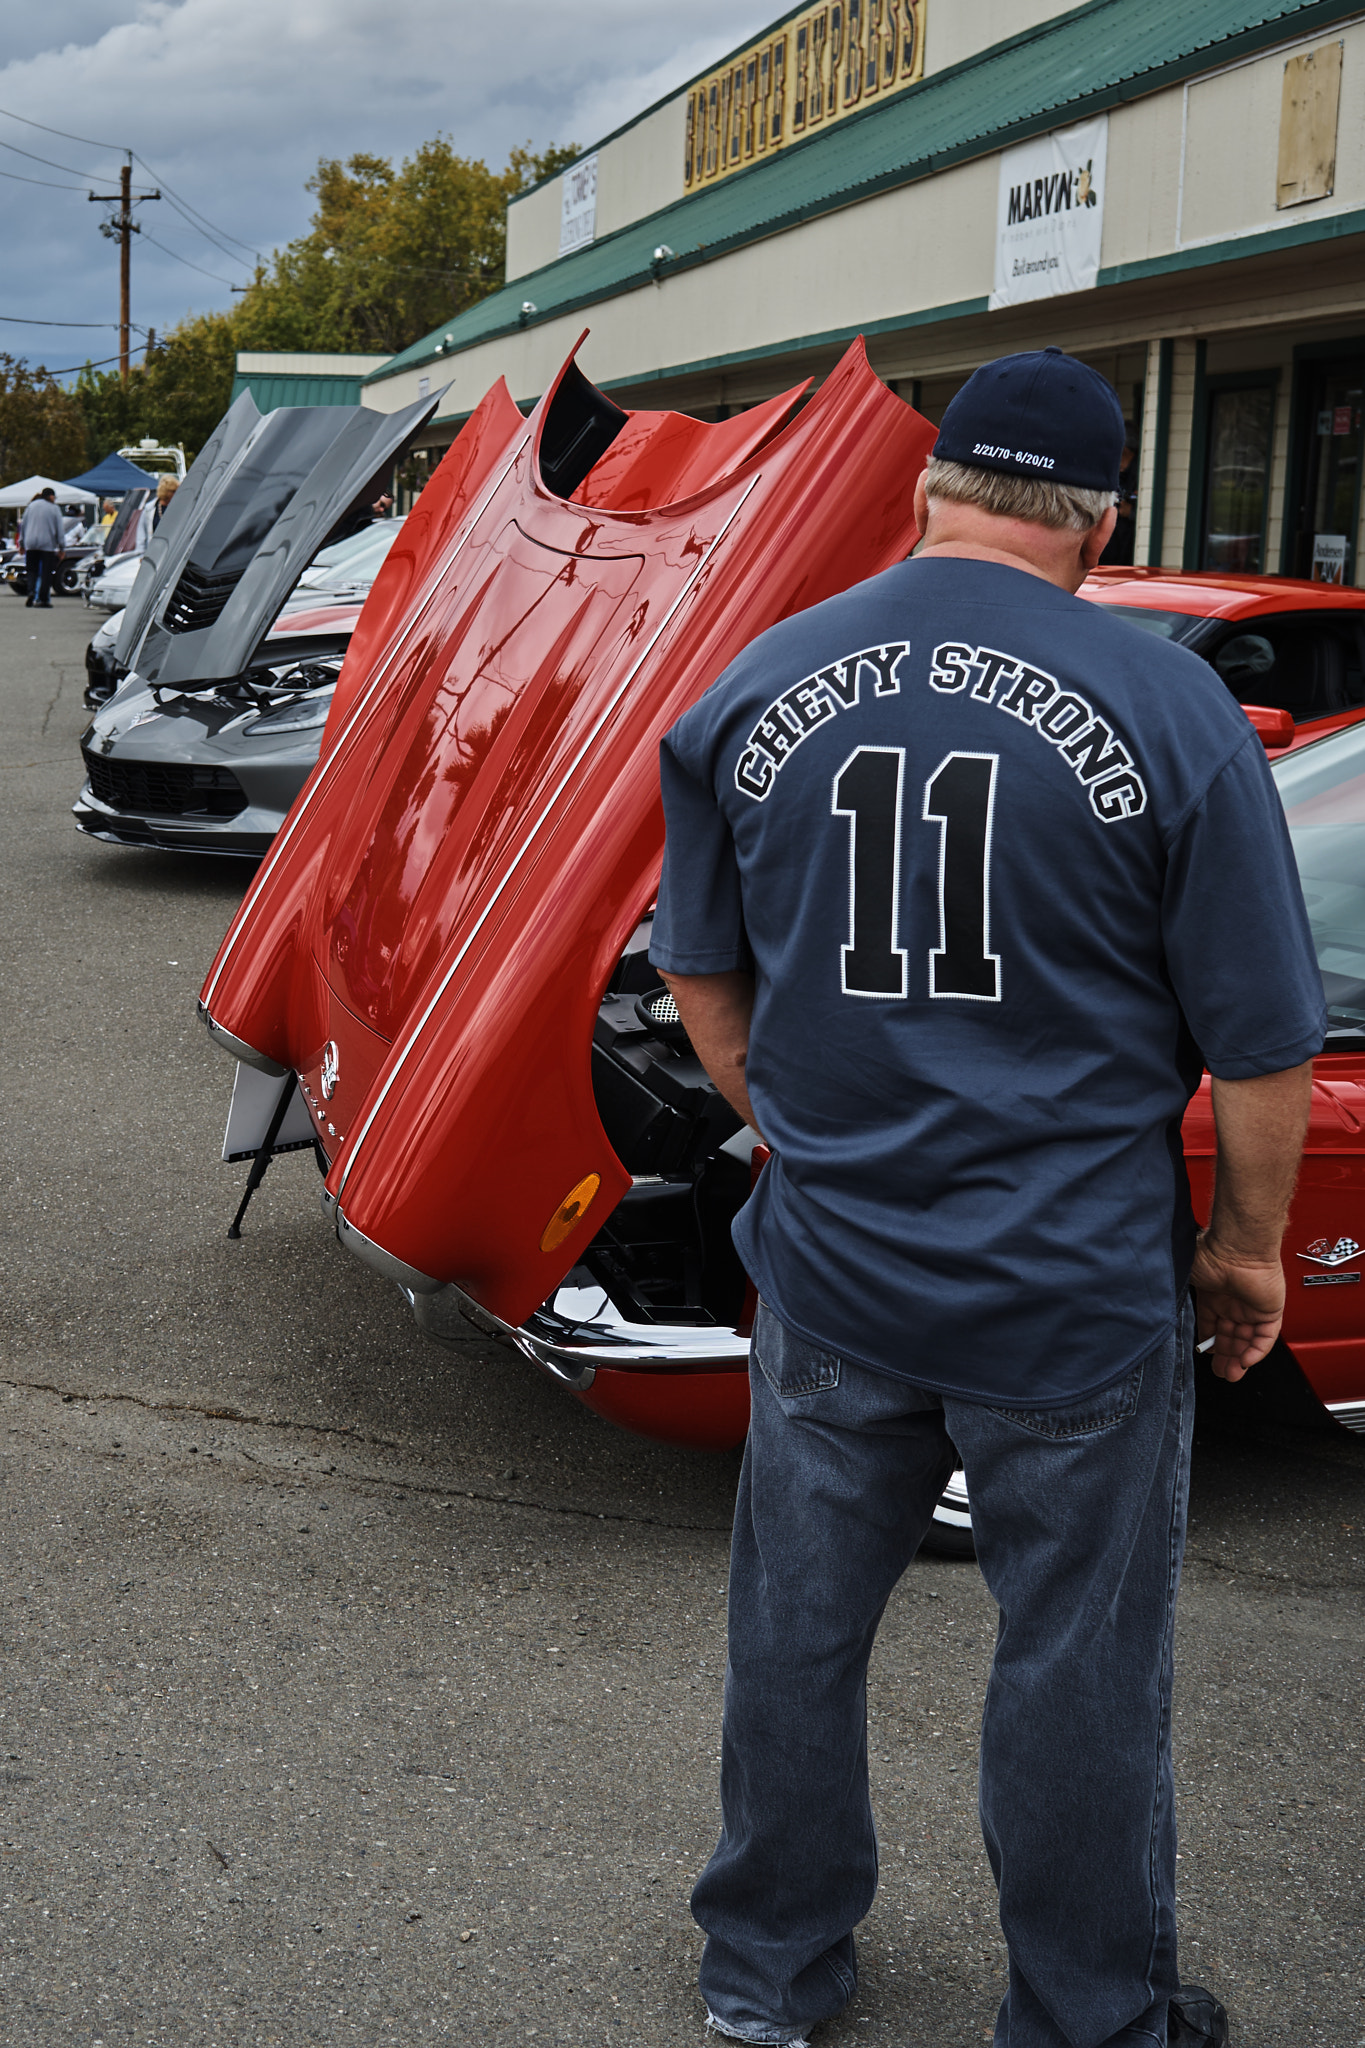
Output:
[230, 371, 367, 410]
[368, 0, 1358, 387]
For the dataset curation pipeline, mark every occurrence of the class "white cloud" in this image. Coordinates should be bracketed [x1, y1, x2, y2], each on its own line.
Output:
[0, 0, 773, 379]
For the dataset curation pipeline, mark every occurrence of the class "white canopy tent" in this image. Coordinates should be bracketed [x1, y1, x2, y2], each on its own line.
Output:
[0, 474, 99, 509]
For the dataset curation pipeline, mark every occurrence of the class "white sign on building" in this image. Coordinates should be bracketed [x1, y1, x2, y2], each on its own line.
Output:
[990, 116, 1108, 310]
[559, 153, 599, 256]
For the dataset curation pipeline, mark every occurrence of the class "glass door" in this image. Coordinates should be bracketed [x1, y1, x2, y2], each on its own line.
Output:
[1288, 358, 1365, 582]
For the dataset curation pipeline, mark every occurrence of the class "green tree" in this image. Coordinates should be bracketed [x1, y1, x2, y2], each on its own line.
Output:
[233, 137, 577, 357]
[76, 310, 238, 467]
[0, 354, 87, 483]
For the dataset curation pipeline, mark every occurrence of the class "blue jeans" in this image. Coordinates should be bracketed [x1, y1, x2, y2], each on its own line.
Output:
[693, 1298, 1195, 2048]
[26, 550, 57, 604]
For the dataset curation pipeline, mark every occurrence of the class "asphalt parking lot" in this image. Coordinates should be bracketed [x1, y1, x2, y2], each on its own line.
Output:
[2, 595, 1364, 2048]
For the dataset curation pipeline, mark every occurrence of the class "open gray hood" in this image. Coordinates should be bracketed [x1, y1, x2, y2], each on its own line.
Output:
[114, 388, 439, 687]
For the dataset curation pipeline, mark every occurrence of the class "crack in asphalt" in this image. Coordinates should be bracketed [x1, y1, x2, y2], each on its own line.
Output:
[39, 665, 68, 740]
[0, 1374, 734, 1535]
[1184, 1544, 1364, 1595]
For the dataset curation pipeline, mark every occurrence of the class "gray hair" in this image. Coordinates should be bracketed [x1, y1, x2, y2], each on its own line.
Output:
[923, 456, 1115, 533]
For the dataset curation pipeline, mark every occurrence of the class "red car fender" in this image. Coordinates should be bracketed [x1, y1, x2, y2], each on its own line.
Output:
[202, 336, 935, 1329]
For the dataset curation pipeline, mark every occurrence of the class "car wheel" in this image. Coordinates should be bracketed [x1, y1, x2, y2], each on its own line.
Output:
[59, 566, 79, 593]
[919, 1464, 976, 1560]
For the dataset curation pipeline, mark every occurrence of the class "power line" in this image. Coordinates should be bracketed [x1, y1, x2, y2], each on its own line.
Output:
[0, 313, 121, 328]
[0, 105, 261, 264]
[0, 135, 111, 181]
[0, 165, 87, 192]
[140, 231, 244, 289]
[150, 185, 258, 267]
[132, 153, 261, 260]
[0, 105, 122, 152]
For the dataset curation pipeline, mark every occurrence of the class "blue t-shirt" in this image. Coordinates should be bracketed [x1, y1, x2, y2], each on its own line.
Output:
[649, 556, 1325, 1407]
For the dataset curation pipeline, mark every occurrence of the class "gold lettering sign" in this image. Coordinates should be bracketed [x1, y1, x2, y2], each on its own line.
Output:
[684, 0, 925, 186]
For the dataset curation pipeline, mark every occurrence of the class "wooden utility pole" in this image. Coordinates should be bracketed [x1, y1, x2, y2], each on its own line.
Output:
[88, 154, 159, 386]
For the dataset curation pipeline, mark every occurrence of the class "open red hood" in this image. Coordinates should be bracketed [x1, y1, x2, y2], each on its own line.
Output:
[200, 337, 935, 1326]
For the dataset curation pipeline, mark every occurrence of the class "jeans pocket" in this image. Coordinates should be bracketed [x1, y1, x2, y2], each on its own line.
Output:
[988, 1355, 1144, 1439]
[752, 1303, 841, 1398]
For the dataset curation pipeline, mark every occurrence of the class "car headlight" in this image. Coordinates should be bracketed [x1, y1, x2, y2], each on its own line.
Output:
[243, 692, 334, 735]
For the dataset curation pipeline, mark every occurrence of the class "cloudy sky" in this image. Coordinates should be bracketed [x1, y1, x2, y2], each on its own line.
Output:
[2, 0, 772, 379]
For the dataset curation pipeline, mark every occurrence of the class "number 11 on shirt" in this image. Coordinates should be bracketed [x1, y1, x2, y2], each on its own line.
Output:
[833, 747, 1001, 1002]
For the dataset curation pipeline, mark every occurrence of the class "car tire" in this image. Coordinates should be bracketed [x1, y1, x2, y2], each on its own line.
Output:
[919, 1464, 976, 1560]
[59, 566, 79, 594]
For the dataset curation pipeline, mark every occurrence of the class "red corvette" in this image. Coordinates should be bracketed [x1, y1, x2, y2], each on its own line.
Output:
[199, 359, 1365, 1567]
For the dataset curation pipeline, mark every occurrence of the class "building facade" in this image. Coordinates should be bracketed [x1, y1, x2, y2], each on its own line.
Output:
[355, 0, 1365, 584]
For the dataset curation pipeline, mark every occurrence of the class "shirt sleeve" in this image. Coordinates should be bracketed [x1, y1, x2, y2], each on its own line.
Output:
[1162, 731, 1325, 1078]
[648, 733, 751, 976]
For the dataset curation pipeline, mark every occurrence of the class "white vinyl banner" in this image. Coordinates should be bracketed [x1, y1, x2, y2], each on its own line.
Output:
[559, 152, 598, 256]
[989, 116, 1108, 310]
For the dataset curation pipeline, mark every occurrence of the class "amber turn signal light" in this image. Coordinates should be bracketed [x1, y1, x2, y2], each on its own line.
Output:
[540, 1172, 601, 1253]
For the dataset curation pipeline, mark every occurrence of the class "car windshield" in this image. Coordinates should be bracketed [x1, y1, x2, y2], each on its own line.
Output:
[299, 518, 405, 593]
[1274, 723, 1365, 1047]
[1097, 605, 1204, 642]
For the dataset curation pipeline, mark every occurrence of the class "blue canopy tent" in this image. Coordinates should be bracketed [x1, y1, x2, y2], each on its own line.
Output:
[62, 451, 159, 494]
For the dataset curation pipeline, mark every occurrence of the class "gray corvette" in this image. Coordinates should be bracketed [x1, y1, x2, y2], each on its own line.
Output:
[74, 387, 437, 859]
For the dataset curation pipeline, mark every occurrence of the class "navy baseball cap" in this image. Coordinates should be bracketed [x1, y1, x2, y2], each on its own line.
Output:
[932, 347, 1125, 493]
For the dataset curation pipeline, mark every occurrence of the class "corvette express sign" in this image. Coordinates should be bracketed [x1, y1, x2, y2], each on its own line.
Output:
[990, 116, 1108, 309]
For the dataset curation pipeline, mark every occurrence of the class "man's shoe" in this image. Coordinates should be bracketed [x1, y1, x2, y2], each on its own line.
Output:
[1169, 1985, 1228, 2047]
[36, 601, 52, 609]
[24, 599, 33, 607]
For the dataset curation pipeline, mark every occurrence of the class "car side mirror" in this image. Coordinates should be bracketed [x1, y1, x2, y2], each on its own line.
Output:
[1242, 702, 1294, 751]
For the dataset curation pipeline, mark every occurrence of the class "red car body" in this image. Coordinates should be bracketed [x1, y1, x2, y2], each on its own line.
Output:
[1081, 568, 1365, 1435]
[200, 339, 935, 1448]
[200, 381, 1365, 1457]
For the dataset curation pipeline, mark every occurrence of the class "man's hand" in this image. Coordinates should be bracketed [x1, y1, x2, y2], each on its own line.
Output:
[1189, 1234, 1286, 1380]
[1194, 1060, 1314, 1380]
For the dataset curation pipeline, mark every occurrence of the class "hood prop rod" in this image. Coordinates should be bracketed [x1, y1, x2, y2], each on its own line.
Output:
[227, 1071, 297, 1239]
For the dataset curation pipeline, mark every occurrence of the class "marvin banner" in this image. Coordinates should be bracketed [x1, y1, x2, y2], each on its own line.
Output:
[990, 115, 1108, 310]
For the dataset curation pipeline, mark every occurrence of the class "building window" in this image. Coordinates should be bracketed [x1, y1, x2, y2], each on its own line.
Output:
[1199, 378, 1275, 575]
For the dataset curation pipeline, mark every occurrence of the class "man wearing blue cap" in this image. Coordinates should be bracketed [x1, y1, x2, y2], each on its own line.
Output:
[649, 349, 1324, 2048]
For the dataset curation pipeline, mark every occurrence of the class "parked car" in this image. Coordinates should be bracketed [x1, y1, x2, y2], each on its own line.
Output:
[74, 389, 435, 856]
[197, 354, 1365, 1560]
[1082, 566, 1365, 734]
[76, 490, 154, 606]
[82, 521, 406, 710]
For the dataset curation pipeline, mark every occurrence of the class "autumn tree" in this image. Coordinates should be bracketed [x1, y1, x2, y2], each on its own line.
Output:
[76, 310, 238, 466]
[0, 355, 87, 483]
[233, 138, 578, 356]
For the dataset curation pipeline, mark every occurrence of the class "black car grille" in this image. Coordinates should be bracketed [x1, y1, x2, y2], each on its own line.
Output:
[164, 564, 240, 634]
[82, 747, 247, 818]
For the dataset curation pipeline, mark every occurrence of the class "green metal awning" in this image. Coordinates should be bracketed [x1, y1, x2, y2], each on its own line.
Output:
[229, 371, 368, 410]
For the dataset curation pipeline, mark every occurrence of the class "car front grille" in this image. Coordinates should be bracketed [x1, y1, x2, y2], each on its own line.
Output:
[164, 564, 240, 634]
[82, 747, 247, 818]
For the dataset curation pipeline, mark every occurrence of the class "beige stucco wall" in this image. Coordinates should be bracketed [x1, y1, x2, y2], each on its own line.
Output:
[595, 96, 690, 238]
[1181, 25, 1365, 250]
[505, 177, 563, 282]
[923, 0, 1078, 75]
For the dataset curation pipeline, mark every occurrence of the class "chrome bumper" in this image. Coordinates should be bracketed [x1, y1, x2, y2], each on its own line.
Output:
[330, 1195, 749, 1393]
[1327, 1400, 1365, 1435]
[198, 1002, 288, 1077]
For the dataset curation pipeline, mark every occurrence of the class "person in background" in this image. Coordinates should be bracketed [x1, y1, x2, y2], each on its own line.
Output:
[1100, 431, 1139, 566]
[99, 498, 117, 530]
[19, 488, 65, 608]
[136, 475, 180, 550]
